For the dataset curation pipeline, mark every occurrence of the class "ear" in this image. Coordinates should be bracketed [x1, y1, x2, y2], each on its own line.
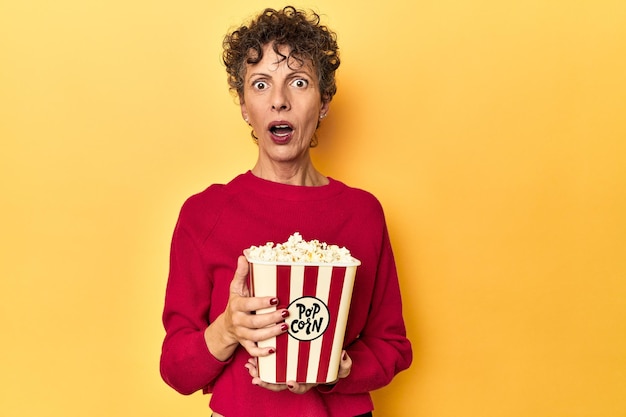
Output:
[320, 98, 330, 118]
[240, 98, 249, 123]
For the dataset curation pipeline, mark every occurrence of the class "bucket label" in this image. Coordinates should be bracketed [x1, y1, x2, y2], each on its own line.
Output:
[287, 296, 330, 341]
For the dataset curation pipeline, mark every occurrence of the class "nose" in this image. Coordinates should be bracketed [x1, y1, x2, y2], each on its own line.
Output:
[271, 85, 290, 111]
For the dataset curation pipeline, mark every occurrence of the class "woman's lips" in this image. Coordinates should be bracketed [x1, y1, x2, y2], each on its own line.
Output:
[268, 121, 294, 144]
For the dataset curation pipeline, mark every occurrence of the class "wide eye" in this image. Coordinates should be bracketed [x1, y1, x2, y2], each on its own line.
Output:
[253, 80, 268, 90]
[291, 78, 308, 88]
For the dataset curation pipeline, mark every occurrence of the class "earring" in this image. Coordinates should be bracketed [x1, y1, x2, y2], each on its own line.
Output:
[319, 114, 326, 119]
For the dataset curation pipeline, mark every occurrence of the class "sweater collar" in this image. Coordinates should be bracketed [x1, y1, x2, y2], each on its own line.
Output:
[228, 170, 345, 201]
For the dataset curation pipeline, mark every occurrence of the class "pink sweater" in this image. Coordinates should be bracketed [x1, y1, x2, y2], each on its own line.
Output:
[160, 172, 412, 417]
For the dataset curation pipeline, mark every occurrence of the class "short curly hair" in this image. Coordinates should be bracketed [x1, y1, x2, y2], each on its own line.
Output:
[223, 6, 340, 103]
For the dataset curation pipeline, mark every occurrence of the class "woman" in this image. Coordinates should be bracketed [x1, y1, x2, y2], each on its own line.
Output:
[160, 6, 412, 417]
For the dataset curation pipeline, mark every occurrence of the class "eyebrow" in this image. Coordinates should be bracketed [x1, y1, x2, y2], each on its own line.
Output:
[247, 72, 270, 79]
[247, 70, 313, 80]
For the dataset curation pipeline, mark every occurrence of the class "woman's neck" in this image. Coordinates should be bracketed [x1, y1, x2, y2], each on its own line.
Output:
[251, 160, 328, 186]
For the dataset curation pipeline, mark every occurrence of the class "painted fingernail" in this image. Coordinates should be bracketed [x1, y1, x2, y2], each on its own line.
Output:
[280, 323, 288, 332]
[281, 309, 289, 318]
[287, 384, 294, 389]
[270, 298, 279, 305]
[268, 348, 275, 354]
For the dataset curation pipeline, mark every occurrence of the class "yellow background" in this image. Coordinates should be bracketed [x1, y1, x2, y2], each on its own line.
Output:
[1, 0, 625, 416]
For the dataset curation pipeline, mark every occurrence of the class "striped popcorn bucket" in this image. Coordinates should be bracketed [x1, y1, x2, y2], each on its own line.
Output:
[244, 253, 361, 384]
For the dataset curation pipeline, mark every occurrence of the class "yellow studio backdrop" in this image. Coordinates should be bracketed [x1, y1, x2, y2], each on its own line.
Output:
[1, 0, 625, 416]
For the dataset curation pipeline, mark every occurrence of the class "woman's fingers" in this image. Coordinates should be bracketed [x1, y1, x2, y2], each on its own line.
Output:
[337, 350, 352, 379]
[285, 381, 318, 394]
[241, 340, 275, 358]
[223, 255, 290, 353]
[229, 256, 250, 297]
[227, 303, 288, 343]
[245, 358, 289, 392]
[245, 358, 318, 394]
[229, 296, 283, 323]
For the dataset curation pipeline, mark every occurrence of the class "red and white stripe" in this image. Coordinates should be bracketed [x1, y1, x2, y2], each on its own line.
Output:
[249, 263, 357, 383]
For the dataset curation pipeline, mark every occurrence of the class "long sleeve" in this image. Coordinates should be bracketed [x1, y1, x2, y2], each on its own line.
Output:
[160, 203, 231, 395]
[320, 224, 412, 394]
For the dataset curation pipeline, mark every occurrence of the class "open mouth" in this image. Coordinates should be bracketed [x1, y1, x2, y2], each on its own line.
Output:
[269, 122, 294, 138]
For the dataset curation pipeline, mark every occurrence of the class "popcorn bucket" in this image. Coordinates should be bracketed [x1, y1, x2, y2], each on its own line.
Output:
[244, 252, 361, 384]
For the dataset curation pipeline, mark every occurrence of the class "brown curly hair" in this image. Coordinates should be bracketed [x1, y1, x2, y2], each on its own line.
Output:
[223, 6, 340, 103]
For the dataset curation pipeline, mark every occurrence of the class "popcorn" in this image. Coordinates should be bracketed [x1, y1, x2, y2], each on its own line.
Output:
[245, 232, 355, 263]
[245, 232, 361, 383]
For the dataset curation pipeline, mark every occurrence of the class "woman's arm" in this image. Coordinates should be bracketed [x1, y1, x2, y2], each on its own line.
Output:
[318, 226, 413, 394]
[205, 256, 288, 361]
[160, 213, 287, 395]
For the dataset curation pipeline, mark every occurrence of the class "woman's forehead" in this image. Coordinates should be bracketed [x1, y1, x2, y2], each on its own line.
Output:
[245, 43, 315, 74]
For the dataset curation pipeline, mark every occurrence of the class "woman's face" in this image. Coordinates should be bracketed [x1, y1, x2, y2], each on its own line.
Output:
[240, 43, 329, 166]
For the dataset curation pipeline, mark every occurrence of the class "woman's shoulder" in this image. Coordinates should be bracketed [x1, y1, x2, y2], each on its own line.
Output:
[175, 175, 245, 231]
[181, 184, 228, 212]
[331, 178, 384, 209]
[180, 173, 248, 210]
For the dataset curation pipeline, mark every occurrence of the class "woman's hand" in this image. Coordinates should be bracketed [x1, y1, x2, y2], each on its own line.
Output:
[204, 256, 288, 361]
[336, 350, 352, 380]
[244, 357, 317, 394]
[244, 350, 353, 394]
